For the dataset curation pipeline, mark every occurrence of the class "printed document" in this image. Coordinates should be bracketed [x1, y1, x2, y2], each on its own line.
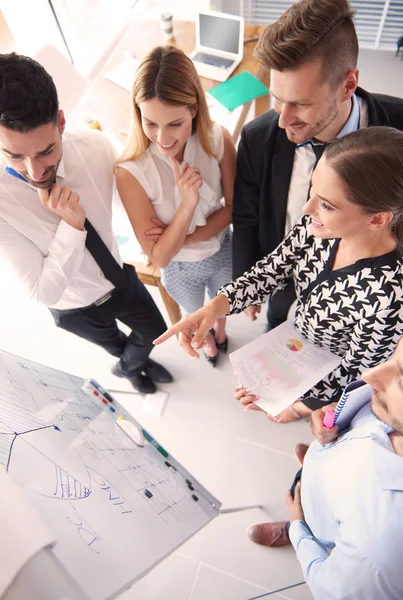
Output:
[229, 321, 341, 416]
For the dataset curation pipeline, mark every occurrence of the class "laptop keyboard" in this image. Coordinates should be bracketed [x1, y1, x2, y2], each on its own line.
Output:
[193, 52, 234, 69]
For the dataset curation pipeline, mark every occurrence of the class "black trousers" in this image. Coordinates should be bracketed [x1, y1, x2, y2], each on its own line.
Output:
[266, 279, 297, 331]
[50, 265, 167, 375]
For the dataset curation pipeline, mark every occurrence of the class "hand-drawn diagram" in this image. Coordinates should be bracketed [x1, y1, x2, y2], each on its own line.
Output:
[0, 351, 219, 600]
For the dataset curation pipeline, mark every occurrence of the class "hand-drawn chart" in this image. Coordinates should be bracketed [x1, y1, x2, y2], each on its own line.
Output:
[0, 350, 220, 600]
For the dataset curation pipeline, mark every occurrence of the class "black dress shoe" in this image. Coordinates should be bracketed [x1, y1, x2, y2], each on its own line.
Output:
[209, 328, 228, 353]
[203, 350, 219, 368]
[144, 358, 173, 383]
[128, 373, 157, 394]
[111, 362, 157, 394]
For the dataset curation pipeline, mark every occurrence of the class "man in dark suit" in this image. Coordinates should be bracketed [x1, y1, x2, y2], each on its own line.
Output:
[233, 0, 403, 331]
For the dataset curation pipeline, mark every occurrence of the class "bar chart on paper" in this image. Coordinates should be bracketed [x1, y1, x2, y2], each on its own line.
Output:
[0, 350, 220, 599]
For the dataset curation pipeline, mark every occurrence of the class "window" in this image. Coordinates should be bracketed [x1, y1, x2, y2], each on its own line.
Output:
[212, 0, 403, 49]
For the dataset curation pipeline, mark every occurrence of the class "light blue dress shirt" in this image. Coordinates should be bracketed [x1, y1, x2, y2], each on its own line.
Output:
[289, 401, 403, 600]
[333, 92, 360, 138]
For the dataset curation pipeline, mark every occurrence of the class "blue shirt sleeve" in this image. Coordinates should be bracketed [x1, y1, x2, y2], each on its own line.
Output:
[289, 520, 402, 600]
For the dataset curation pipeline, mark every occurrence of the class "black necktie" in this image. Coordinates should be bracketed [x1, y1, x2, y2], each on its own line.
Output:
[84, 219, 127, 289]
[311, 142, 327, 165]
[307, 142, 327, 201]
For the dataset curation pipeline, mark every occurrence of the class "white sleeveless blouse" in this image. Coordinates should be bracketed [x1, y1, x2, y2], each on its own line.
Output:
[118, 122, 226, 262]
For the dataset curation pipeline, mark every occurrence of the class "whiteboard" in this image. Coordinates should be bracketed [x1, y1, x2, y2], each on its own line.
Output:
[0, 350, 220, 599]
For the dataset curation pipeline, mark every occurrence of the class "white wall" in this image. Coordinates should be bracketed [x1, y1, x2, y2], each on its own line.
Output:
[1, 0, 69, 59]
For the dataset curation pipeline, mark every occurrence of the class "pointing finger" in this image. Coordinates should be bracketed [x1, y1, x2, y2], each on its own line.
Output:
[153, 324, 181, 345]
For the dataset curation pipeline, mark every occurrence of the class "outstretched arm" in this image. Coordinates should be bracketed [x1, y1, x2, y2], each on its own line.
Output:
[154, 217, 311, 354]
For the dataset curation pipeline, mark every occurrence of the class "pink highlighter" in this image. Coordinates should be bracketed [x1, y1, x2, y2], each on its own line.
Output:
[323, 409, 336, 429]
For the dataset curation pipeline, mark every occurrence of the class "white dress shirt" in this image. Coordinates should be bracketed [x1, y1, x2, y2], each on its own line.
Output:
[118, 122, 226, 262]
[285, 94, 369, 234]
[289, 401, 403, 600]
[0, 130, 122, 310]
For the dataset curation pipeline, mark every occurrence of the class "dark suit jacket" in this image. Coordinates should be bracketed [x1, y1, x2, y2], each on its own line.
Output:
[232, 87, 403, 278]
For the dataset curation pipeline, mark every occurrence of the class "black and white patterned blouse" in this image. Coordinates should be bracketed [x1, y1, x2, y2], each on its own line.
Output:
[220, 216, 403, 409]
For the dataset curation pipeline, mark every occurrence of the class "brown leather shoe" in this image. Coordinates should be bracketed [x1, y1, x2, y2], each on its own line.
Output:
[247, 521, 290, 547]
[295, 443, 309, 465]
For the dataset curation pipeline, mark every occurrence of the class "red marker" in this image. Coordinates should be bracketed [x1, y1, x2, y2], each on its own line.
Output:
[81, 382, 116, 412]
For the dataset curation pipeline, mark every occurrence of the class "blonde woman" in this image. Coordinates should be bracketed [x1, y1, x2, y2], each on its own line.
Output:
[116, 46, 236, 366]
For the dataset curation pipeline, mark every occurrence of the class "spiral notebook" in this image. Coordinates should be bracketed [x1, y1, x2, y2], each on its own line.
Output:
[333, 379, 372, 430]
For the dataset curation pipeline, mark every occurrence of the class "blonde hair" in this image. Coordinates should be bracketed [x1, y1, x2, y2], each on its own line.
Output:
[116, 45, 215, 164]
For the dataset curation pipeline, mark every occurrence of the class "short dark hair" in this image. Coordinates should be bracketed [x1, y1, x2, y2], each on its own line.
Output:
[254, 0, 358, 85]
[325, 127, 403, 244]
[0, 53, 59, 132]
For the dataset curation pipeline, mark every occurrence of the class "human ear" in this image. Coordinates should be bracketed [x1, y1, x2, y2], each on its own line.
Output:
[368, 211, 393, 230]
[341, 69, 359, 102]
[59, 109, 66, 134]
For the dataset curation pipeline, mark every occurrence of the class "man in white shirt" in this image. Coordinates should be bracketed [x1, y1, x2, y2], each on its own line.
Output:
[0, 52, 173, 394]
[248, 343, 403, 599]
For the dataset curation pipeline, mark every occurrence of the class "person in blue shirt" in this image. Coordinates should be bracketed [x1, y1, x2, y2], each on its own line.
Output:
[248, 340, 403, 600]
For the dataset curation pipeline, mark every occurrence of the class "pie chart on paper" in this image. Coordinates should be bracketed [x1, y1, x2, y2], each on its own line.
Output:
[286, 338, 303, 352]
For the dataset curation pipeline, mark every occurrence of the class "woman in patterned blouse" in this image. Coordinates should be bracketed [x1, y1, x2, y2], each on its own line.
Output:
[155, 127, 403, 422]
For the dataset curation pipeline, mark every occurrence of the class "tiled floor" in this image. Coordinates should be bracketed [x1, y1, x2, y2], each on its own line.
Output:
[0, 281, 313, 600]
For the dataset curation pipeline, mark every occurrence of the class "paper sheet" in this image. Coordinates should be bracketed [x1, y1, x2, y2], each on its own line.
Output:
[0, 468, 56, 597]
[229, 320, 341, 416]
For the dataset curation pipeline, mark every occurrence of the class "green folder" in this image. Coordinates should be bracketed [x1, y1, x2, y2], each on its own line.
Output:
[207, 71, 268, 112]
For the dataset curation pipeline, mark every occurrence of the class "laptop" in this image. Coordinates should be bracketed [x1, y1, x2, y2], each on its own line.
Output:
[190, 11, 244, 82]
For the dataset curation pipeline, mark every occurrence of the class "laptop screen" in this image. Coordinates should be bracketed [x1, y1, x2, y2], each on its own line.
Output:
[199, 14, 241, 55]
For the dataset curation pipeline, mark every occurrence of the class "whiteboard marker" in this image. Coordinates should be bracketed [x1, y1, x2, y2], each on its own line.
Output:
[88, 379, 114, 403]
[81, 381, 116, 413]
[141, 429, 168, 457]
